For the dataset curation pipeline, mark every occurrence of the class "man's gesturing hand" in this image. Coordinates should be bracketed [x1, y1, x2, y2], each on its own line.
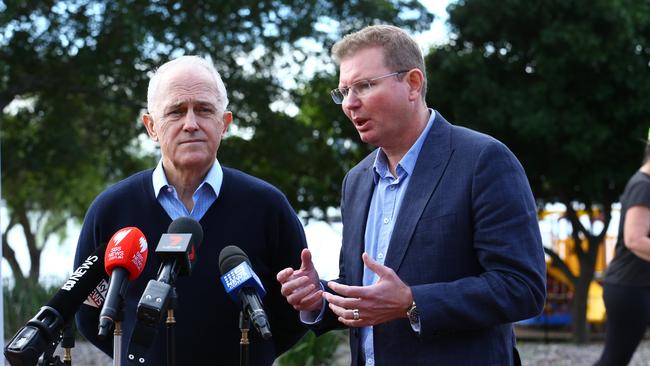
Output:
[324, 253, 413, 327]
[277, 248, 323, 312]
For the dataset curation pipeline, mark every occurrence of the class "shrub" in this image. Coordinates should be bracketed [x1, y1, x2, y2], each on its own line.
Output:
[276, 330, 347, 366]
[4, 279, 59, 340]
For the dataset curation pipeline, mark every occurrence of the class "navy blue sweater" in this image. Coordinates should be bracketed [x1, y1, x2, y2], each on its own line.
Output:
[74, 167, 308, 365]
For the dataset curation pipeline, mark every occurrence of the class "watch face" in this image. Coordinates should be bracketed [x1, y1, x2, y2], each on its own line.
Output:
[407, 303, 419, 323]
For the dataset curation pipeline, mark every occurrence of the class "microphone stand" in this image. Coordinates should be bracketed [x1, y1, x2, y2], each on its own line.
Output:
[61, 324, 75, 366]
[38, 351, 65, 366]
[239, 311, 250, 366]
[110, 299, 125, 366]
[37, 323, 70, 366]
[38, 342, 65, 366]
[166, 287, 178, 366]
[113, 320, 122, 366]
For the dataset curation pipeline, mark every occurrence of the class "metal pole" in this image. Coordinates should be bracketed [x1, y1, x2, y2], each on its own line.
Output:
[166, 308, 176, 366]
[239, 311, 250, 366]
[166, 287, 177, 366]
[114, 321, 122, 366]
[62, 323, 75, 366]
[0, 117, 5, 365]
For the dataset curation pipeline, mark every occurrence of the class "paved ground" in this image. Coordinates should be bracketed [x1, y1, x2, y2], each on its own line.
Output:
[330, 339, 650, 365]
[519, 340, 650, 366]
[7, 338, 650, 365]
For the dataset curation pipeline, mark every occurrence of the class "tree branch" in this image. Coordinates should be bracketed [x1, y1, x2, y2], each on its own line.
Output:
[2, 216, 25, 283]
[564, 201, 589, 234]
[41, 216, 68, 247]
[595, 203, 612, 245]
[544, 246, 577, 285]
[564, 201, 588, 259]
[15, 206, 42, 281]
[16, 208, 37, 255]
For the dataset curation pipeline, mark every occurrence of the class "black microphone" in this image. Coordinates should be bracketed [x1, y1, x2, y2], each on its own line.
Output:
[219, 245, 272, 340]
[5, 242, 109, 366]
[136, 217, 203, 327]
[155, 216, 203, 284]
[127, 217, 204, 364]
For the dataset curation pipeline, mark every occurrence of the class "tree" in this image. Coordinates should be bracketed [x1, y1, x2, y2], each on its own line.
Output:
[424, 0, 650, 342]
[221, 72, 376, 223]
[0, 0, 434, 283]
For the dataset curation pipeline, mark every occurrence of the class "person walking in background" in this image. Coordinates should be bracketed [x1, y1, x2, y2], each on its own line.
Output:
[277, 24, 546, 365]
[595, 135, 650, 365]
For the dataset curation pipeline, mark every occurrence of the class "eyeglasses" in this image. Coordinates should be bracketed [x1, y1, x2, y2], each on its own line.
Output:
[330, 70, 409, 104]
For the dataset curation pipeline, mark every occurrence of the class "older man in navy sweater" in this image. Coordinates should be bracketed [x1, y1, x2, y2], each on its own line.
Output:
[74, 55, 307, 365]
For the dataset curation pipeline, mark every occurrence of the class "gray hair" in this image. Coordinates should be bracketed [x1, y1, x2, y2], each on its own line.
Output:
[147, 55, 229, 116]
[332, 24, 427, 99]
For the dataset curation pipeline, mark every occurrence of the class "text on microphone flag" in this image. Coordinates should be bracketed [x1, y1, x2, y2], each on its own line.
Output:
[105, 227, 149, 280]
[84, 278, 109, 308]
[221, 262, 251, 290]
[221, 261, 266, 295]
[61, 255, 100, 291]
[107, 246, 124, 261]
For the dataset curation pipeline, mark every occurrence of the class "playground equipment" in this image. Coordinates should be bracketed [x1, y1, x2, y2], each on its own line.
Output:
[519, 207, 618, 328]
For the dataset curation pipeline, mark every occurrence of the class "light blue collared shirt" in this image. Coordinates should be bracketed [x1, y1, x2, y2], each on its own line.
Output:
[152, 159, 223, 221]
[360, 109, 435, 365]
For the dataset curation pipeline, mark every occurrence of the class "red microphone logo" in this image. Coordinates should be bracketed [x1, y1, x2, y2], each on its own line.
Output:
[168, 234, 184, 247]
[105, 227, 149, 280]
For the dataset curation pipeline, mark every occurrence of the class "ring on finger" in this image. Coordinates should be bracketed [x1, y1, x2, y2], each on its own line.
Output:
[352, 308, 360, 320]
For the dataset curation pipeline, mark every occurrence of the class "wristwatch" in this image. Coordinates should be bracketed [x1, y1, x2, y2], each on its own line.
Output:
[406, 301, 419, 324]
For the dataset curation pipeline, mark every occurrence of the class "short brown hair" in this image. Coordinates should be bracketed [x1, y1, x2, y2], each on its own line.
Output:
[331, 24, 427, 98]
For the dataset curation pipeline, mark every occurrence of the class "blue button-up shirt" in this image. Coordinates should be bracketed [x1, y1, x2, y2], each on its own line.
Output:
[360, 110, 435, 365]
[152, 159, 223, 221]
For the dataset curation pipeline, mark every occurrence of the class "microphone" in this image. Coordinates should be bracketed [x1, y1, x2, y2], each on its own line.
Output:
[127, 217, 203, 364]
[98, 227, 149, 339]
[219, 245, 272, 340]
[155, 216, 203, 284]
[5, 242, 109, 366]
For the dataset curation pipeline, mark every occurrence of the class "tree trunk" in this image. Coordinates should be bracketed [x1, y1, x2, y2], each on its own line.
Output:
[2, 218, 27, 284]
[562, 202, 604, 343]
[573, 275, 591, 343]
[16, 208, 42, 283]
[28, 245, 42, 281]
[2, 238, 26, 284]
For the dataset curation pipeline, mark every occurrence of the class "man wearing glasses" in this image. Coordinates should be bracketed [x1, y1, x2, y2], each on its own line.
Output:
[277, 24, 546, 365]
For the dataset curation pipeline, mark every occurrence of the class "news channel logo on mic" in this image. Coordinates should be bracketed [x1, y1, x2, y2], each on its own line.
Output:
[220, 261, 266, 303]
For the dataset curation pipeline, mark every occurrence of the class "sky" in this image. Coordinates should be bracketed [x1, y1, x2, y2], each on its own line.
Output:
[415, 0, 452, 49]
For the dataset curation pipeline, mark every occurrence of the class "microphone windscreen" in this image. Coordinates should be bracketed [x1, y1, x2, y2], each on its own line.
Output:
[168, 217, 204, 249]
[219, 245, 250, 275]
[218, 246, 267, 301]
[46, 242, 109, 322]
[104, 227, 149, 280]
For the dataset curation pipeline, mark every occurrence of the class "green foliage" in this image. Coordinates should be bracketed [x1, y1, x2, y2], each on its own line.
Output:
[3, 280, 59, 340]
[220, 72, 375, 219]
[426, 0, 650, 206]
[0, 0, 434, 282]
[276, 330, 347, 366]
[424, 0, 650, 343]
